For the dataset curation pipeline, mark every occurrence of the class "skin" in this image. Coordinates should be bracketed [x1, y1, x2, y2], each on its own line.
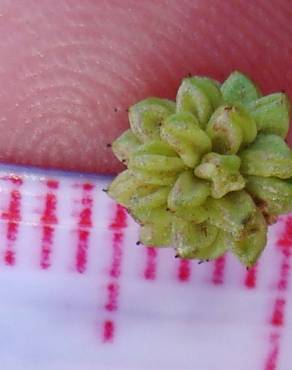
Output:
[0, 0, 291, 174]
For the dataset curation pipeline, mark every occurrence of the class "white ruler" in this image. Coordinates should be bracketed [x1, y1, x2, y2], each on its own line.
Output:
[0, 164, 291, 370]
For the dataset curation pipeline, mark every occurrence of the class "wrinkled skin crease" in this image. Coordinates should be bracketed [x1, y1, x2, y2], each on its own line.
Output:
[0, 0, 291, 174]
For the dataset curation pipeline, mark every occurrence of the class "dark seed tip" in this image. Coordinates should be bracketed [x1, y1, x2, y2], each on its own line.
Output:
[106, 143, 112, 148]
[136, 241, 141, 245]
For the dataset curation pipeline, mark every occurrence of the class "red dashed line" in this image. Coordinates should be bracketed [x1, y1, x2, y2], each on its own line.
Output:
[102, 204, 127, 343]
[265, 333, 280, 370]
[75, 183, 94, 273]
[109, 204, 127, 230]
[40, 180, 59, 269]
[47, 179, 59, 189]
[264, 216, 292, 370]
[212, 255, 226, 285]
[105, 282, 119, 311]
[178, 259, 191, 282]
[1, 177, 23, 265]
[270, 298, 285, 327]
[245, 264, 258, 289]
[277, 258, 290, 291]
[109, 231, 123, 278]
[144, 247, 158, 280]
[103, 320, 115, 343]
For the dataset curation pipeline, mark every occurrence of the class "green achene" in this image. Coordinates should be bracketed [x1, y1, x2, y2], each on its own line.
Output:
[108, 71, 292, 267]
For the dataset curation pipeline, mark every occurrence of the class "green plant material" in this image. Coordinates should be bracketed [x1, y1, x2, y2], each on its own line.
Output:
[231, 209, 267, 267]
[167, 171, 210, 223]
[176, 77, 221, 128]
[207, 191, 256, 238]
[167, 171, 210, 210]
[206, 104, 257, 154]
[108, 71, 292, 266]
[138, 208, 173, 246]
[240, 134, 292, 179]
[128, 139, 185, 172]
[108, 170, 161, 208]
[133, 168, 178, 186]
[221, 71, 262, 105]
[195, 152, 245, 198]
[112, 129, 141, 164]
[161, 112, 211, 167]
[192, 229, 231, 260]
[246, 176, 292, 217]
[129, 98, 175, 142]
[246, 93, 290, 138]
[173, 219, 218, 259]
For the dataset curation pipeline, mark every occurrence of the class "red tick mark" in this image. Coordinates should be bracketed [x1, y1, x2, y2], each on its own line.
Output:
[245, 264, 258, 289]
[1, 177, 23, 265]
[46, 179, 59, 189]
[105, 282, 119, 312]
[144, 247, 158, 281]
[265, 333, 280, 370]
[270, 298, 285, 327]
[109, 204, 127, 229]
[75, 182, 94, 273]
[102, 204, 127, 343]
[40, 180, 59, 269]
[6, 175, 23, 186]
[212, 255, 226, 285]
[103, 320, 115, 343]
[264, 216, 292, 370]
[178, 259, 191, 282]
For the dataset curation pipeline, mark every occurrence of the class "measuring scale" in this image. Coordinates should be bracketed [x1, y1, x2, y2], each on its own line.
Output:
[0, 164, 291, 370]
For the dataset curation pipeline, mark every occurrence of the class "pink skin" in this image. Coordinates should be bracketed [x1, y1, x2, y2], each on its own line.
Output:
[0, 0, 291, 174]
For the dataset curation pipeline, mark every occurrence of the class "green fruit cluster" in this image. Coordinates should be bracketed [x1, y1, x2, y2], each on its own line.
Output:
[108, 71, 292, 266]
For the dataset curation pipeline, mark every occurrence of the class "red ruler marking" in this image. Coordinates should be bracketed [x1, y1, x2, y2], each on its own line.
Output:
[264, 216, 292, 370]
[104, 282, 119, 311]
[212, 255, 226, 285]
[40, 180, 59, 269]
[1, 177, 23, 265]
[102, 204, 127, 343]
[103, 320, 115, 343]
[245, 264, 258, 289]
[144, 247, 158, 281]
[3, 175, 23, 186]
[265, 333, 281, 370]
[178, 259, 191, 282]
[75, 183, 94, 273]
